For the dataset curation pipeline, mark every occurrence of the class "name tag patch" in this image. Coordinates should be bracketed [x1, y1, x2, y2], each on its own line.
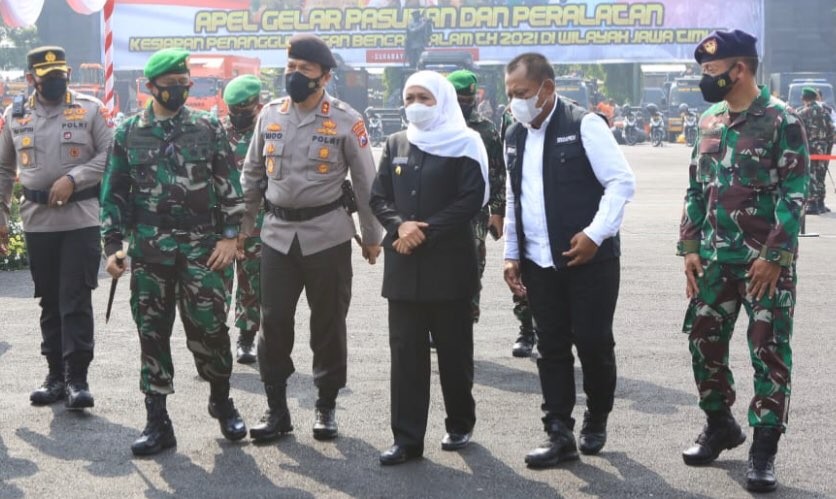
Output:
[392, 156, 408, 165]
[556, 135, 578, 144]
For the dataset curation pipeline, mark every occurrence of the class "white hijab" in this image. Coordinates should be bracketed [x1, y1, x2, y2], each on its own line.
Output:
[403, 71, 490, 206]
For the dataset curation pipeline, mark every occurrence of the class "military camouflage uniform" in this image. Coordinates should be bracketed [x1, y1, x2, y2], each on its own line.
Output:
[677, 86, 809, 430]
[797, 101, 834, 207]
[222, 116, 264, 337]
[100, 104, 244, 394]
[467, 110, 505, 322]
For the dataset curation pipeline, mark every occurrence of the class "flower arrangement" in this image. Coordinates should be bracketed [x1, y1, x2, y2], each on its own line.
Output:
[1, 183, 28, 271]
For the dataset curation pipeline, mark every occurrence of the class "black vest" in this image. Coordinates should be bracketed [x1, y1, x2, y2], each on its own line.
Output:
[506, 97, 620, 269]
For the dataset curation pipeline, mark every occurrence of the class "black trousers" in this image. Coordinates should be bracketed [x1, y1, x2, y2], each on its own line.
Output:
[24, 226, 101, 361]
[521, 257, 620, 428]
[388, 299, 475, 449]
[259, 237, 352, 402]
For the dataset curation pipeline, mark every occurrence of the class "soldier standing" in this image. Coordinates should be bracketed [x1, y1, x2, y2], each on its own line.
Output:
[446, 70, 505, 325]
[222, 74, 264, 364]
[241, 35, 382, 443]
[0, 46, 112, 410]
[678, 30, 809, 493]
[100, 48, 247, 456]
[797, 87, 834, 214]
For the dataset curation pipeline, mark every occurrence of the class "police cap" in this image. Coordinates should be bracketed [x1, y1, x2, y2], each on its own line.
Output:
[694, 29, 758, 65]
[27, 46, 69, 77]
[287, 34, 337, 70]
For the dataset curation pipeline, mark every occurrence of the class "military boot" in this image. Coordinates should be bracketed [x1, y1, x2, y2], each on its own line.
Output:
[250, 383, 293, 442]
[132, 394, 176, 456]
[524, 418, 579, 468]
[512, 325, 537, 358]
[236, 330, 257, 364]
[746, 427, 781, 493]
[30, 355, 65, 405]
[682, 407, 747, 465]
[207, 381, 247, 441]
[65, 351, 94, 410]
[313, 388, 338, 441]
[578, 411, 608, 455]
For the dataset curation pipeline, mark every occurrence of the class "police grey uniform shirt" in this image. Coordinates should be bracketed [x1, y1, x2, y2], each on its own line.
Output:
[0, 90, 113, 231]
[241, 92, 383, 256]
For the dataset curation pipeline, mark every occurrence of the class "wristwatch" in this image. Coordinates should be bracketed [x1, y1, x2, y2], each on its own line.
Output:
[222, 226, 239, 239]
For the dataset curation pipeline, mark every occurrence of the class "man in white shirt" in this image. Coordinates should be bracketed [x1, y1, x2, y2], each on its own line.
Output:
[502, 53, 635, 468]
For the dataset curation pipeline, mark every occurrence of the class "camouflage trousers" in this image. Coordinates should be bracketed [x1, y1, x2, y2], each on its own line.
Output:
[682, 260, 795, 430]
[233, 236, 262, 336]
[130, 254, 234, 395]
[808, 142, 829, 203]
[471, 208, 534, 329]
[471, 209, 489, 322]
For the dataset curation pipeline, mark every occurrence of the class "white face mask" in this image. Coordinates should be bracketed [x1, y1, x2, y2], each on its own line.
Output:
[509, 81, 545, 126]
[405, 103, 437, 130]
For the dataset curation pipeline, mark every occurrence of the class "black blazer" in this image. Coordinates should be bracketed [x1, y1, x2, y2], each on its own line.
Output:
[370, 131, 485, 302]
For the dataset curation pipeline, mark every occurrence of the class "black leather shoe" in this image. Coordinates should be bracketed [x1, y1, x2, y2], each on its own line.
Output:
[65, 382, 94, 410]
[746, 427, 781, 493]
[30, 375, 65, 405]
[379, 444, 423, 466]
[441, 432, 472, 451]
[525, 420, 579, 468]
[132, 395, 176, 456]
[512, 328, 537, 358]
[682, 409, 746, 466]
[208, 398, 247, 441]
[250, 384, 293, 442]
[578, 411, 607, 455]
[313, 408, 338, 441]
[236, 340, 256, 364]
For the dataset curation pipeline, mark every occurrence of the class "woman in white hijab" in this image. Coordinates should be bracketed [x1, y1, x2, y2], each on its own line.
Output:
[370, 70, 488, 465]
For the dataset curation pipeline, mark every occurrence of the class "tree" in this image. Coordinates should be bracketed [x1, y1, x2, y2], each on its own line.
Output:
[0, 26, 41, 71]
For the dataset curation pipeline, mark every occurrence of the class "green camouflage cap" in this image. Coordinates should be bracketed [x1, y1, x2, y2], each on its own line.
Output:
[144, 48, 190, 80]
[802, 87, 818, 99]
[223, 74, 262, 106]
[447, 70, 478, 96]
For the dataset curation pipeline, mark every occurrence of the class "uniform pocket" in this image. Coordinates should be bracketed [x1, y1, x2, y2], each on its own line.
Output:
[14, 134, 36, 170]
[697, 136, 722, 183]
[305, 144, 343, 181]
[263, 141, 284, 180]
[61, 135, 91, 166]
[734, 139, 777, 190]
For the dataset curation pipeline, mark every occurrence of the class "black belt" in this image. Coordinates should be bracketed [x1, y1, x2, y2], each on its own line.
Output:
[22, 184, 100, 205]
[135, 210, 214, 231]
[266, 198, 343, 222]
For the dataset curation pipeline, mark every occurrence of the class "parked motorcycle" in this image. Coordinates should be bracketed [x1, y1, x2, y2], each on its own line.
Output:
[682, 109, 698, 147]
[364, 107, 384, 147]
[623, 110, 640, 146]
[649, 113, 666, 147]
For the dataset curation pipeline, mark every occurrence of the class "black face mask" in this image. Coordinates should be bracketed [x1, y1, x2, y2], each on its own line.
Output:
[699, 65, 738, 103]
[229, 111, 256, 131]
[38, 77, 68, 102]
[285, 71, 322, 103]
[459, 102, 475, 120]
[153, 83, 189, 111]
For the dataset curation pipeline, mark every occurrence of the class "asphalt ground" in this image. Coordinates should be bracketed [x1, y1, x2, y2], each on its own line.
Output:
[1, 143, 835, 498]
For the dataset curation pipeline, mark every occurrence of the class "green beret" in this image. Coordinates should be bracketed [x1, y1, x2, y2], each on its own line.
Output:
[447, 70, 478, 96]
[287, 34, 337, 69]
[223, 75, 262, 106]
[802, 87, 818, 99]
[144, 48, 190, 81]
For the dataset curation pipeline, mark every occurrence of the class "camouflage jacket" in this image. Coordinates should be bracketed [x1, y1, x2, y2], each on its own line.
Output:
[677, 86, 809, 268]
[100, 104, 244, 263]
[222, 115, 264, 235]
[797, 101, 834, 145]
[467, 110, 505, 216]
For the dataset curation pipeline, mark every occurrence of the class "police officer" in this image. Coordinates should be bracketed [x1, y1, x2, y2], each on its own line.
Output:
[446, 70, 505, 324]
[241, 34, 383, 443]
[222, 74, 264, 363]
[0, 46, 112, 410]
[678, 30, 809, 493]
[100, 48, 247, 456]
[797, 87, 834, 214]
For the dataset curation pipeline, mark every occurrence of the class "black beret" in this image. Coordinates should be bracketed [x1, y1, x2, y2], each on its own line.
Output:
[694, 29, 758, 65]
[287, 34, 337, 69]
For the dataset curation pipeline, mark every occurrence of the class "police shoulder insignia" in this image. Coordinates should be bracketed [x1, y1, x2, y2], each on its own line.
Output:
[320, 101, 330, 115]
[99, 106, 115, 128]
[267, 123, 282, 132]
[352, 119, 368, 148]
[279, 99, 290, 114]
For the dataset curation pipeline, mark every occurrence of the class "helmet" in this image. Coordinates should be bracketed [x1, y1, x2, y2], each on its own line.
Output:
[678, 103, 689, 114]
[645, 103, 658, 114]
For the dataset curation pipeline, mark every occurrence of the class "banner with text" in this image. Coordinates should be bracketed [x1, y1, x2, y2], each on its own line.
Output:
[112, 0, 764, 69]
